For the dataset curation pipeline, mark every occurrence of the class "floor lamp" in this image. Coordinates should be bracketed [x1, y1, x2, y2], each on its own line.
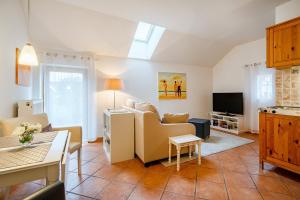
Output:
[104, 78, 124, 110]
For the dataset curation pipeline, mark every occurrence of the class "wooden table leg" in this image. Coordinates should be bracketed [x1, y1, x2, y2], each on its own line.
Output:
[198, 142, 201, 165]
[46, 164, 59, 186]
[177, 145, 181, 171]
[169, 141, 172, 163]
[189, 145, 192, 159]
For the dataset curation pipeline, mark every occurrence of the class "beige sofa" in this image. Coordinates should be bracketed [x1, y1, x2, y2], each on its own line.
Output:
[125, 107, 196, 165]
[0, 113, 82, 174]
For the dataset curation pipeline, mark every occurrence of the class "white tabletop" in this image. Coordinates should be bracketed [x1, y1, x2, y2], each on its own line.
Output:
[0, 131, 68, 175]
[169, 134, 201, 144]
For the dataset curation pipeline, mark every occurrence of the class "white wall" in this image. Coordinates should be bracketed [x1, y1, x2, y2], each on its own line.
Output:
[212, 38, 266, 131]
[95, 56, 212, 136]
[275, 0, 300, 24]
[0, 0, 32, 118]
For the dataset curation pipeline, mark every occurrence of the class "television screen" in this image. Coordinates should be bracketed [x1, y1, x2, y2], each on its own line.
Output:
[213, 93, 244, 115]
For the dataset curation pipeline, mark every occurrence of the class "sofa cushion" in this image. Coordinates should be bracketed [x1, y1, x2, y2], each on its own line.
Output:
[135, 102, 161, 121]
[42, 123, 53, 132]
[162, 113, 189, 123]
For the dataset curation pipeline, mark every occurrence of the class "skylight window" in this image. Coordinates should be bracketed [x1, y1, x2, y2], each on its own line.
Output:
[128, 21, 165, 60]
[134, 22, 154, 43]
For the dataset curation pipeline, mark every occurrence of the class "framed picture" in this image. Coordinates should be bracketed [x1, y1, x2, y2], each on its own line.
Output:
[158, 72, 187, 100]
[16, 48, 31, 86]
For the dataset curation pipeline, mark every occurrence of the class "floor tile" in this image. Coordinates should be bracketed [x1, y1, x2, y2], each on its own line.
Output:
[71, 176, 110, 198]
[200, 154, 222, 169]
[161, 191, 194, 200]
[66, 193, 93, 200]
[128, 185, 163, 200]
[75, 161, 105, 176]
[114, 167, 145, 185]
[171, 164, 197, 179]
[251, 175, 289, 194]
[68, 158, 88, 172]
[197, 167, 224, 183]
[65, 172, 89, 191]
[93, 164, 124, 180]
[259, 191, 295, 200]
[96, 181, 135, 200]
[165, 175, 195, 196]
[224, 170, 256, 189]
[196, 180, 227, 200]
[281, 177, 300, 198]
[138, 171, 170, 189]
[227, 186, 262, 200]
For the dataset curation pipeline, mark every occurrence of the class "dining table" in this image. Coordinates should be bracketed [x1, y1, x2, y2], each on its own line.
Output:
[0, 130, 70, 199]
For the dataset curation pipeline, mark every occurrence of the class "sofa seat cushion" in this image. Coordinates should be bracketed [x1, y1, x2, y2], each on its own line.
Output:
[162, 113, 189, 123]
[69, 142, 81, 154]
[135, 102, 161, 121]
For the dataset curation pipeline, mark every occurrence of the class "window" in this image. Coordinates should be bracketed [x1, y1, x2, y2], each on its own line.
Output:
[128, 21, 165, 60]
[134, 22, 154, 43]
[257, 74, 273, 100]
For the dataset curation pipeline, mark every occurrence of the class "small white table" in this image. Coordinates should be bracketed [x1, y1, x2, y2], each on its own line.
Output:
[169, 134, 202, 171]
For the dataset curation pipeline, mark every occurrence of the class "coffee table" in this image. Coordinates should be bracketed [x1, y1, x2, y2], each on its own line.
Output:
[169, 134, 202, 171]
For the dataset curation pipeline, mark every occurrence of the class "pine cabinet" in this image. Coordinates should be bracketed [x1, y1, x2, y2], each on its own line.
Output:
[267, 16, 300, 68]
[259, 112, 300, 174]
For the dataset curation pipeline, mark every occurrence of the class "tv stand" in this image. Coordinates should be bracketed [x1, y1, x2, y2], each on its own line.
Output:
[210, 112, 245, 134]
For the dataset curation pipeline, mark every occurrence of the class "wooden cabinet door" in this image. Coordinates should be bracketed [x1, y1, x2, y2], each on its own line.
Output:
[288, 119, 300, 165]
[292, 24, 300, 64]
[266, 117, 290, 162]
[273, 26, 293, 67]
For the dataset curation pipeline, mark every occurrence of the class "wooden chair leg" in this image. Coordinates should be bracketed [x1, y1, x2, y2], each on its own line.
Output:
[77, 148, 82, 175]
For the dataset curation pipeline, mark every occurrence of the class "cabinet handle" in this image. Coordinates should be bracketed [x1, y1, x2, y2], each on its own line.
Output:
[289, 122, 292, 126]
[292, 46, 295, 51]
[295, 140, 299, 144]
[278, 123, 281, 127]
[288, 158, 291, 162]
[269, 149, 272, 155]
[274, 45, 277, 48]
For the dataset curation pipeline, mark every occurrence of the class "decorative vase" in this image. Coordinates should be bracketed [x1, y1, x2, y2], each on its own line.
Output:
[19, 133, 34, 147]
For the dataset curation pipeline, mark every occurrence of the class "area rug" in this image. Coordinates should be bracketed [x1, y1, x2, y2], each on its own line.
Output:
[161, 130, 254, 167]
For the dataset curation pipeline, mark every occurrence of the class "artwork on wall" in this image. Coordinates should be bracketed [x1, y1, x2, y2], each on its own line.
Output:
[16, 48, 31, 86]
[158, 72, 187, 100]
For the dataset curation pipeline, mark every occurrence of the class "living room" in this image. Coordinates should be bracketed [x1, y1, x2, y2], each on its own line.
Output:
[1, 0, 300, 199]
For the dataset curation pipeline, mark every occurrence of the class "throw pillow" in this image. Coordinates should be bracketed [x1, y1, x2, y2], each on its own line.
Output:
[162, 113, 189, 123]
[135, 102, 161, 121]
[42, 123, 53, 132]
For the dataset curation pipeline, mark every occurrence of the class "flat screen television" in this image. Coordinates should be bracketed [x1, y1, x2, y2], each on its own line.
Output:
[213, 92, 244, 115]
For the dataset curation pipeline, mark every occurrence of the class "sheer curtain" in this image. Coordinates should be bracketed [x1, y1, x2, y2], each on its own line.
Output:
[37, 51, 97, 141]
[247, 63, 275, 133]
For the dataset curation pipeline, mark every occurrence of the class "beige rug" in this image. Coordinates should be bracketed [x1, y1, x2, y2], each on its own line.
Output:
[161, 130, 254, 167]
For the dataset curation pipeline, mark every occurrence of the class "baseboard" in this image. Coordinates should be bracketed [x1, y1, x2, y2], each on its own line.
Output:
[88, 137, 103, 143]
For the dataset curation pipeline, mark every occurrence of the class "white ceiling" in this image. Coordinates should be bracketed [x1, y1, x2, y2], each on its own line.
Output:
[26, 0, 288, 67]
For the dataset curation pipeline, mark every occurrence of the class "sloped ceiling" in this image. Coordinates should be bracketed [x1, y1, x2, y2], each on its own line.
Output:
[26, 0, 288, 67]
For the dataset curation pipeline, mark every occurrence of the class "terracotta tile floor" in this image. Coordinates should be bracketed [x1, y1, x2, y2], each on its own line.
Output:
[6, 133, 300, 200]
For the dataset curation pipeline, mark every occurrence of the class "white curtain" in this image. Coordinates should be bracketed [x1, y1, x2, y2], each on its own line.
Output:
[37, 51, 97, 141]
[247, 64, 275, 133]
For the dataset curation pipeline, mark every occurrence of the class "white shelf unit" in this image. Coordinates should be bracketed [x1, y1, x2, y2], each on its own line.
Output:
[103, 109, 134, 164]
[210, 112, 245, 134]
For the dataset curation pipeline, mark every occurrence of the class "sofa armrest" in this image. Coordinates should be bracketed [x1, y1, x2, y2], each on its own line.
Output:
[160, 123, 196, 137]
[53, 126, 82, 145]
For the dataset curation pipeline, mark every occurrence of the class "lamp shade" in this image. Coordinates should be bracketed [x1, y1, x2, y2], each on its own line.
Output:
[19, 43, 39, 66]
[104, 78, 124, 90]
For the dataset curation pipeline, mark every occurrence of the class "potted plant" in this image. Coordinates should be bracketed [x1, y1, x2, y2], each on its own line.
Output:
[12, 122, 42, 147]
